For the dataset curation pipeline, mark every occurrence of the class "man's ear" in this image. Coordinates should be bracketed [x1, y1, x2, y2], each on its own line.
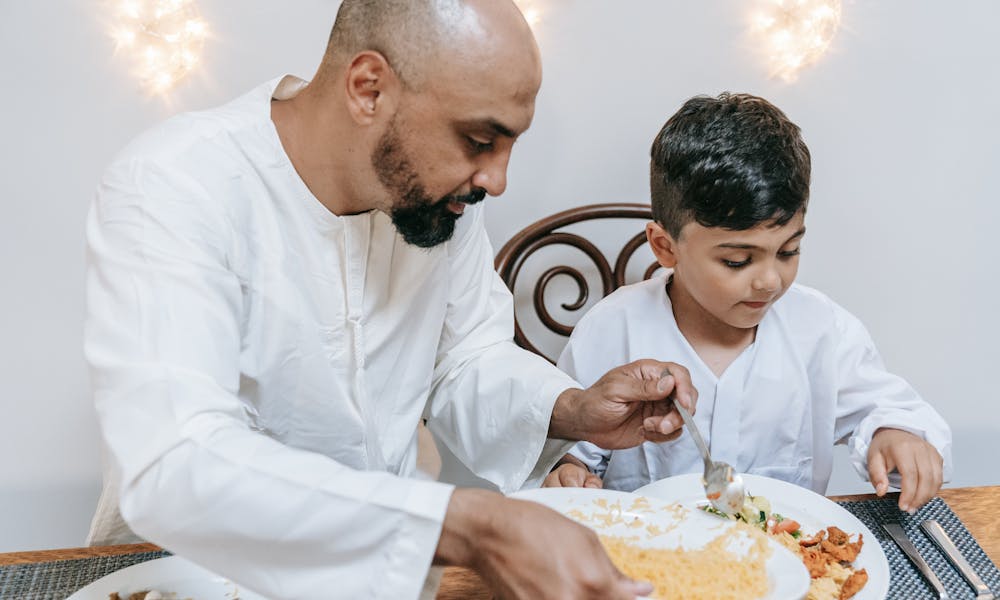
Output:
[646, 221, 679, 268]
[344, 51, 399, 125]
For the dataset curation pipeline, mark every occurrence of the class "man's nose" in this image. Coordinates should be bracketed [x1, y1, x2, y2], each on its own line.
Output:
[472, 150, 510, 197]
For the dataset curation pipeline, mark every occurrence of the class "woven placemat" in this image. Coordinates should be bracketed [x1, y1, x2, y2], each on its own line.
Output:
[0, 551, 169, 600]
[839, 496, 1000, 599]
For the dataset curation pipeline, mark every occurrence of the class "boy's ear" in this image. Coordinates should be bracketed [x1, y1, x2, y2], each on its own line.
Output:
[344, 51, 400, 125]
[646, 221, 679, 268]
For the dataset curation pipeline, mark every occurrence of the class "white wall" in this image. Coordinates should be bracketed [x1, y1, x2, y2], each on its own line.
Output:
[1, 0, 997, 552]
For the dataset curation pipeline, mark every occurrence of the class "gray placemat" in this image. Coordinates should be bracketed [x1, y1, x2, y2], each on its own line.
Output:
[0, 551, 169, 600]
[838, 496, 999, 599]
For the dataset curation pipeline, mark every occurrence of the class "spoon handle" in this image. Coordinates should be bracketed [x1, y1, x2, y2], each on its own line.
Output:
[674, 401, 712, 471]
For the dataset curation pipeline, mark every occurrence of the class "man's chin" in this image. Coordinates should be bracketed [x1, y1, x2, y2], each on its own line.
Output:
[392, 211, 459, 248]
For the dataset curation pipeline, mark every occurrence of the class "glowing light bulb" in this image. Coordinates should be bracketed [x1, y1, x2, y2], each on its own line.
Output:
[751, 0, 841, 82]
[110, 0, 208, 94]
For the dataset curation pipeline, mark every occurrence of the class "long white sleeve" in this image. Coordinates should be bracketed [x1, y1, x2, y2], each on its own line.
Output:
[425, 205, 579, 491]
[87, 157, 453, 600]
[831, 306, 954, 486]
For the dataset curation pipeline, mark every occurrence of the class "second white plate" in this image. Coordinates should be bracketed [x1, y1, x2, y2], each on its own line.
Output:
[65, 555, 268, 600]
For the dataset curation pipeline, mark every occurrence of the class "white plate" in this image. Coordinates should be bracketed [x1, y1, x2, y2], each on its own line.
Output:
[635, 473, 890, 600]
[66, 555, 269, 600]
[511, 487, 810, 600]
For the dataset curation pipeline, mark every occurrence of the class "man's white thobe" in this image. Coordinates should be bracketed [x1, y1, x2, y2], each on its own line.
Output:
[85, 76, 577, 599]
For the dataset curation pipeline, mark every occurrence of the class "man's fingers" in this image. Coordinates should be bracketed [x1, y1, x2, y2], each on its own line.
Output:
[642, 413, 684, 443]
[644, 413, 682, 435]
[630, 360, 695, 403]
[868, 450, 889, 497]
[643, 428, 683, 444]
[616, 577, 654, 600]
[661, 362, 696, 412]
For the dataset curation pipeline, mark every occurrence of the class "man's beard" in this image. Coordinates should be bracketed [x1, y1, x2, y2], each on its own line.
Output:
[372, 120, 485, 248]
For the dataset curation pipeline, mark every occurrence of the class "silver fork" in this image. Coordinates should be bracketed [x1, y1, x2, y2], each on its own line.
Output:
[921, 520, 996, 600]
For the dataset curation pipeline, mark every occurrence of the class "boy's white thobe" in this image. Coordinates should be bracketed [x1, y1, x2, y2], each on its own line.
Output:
[561, 276, 952, 494]
[86, 76, 577, 600]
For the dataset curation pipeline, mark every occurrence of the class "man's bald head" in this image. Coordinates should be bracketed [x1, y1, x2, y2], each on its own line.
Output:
[322, 0, 537, 89]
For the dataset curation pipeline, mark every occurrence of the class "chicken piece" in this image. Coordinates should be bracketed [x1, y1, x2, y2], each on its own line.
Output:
[822, 532, 864, 563]
[801, 546, 830, 578]
[799, 529, 827, 547]
[839, 568, 869, 599]
[826, 526, 849, 545]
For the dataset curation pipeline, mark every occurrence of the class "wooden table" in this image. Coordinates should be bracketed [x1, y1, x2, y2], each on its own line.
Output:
[2, 487, 997, 599]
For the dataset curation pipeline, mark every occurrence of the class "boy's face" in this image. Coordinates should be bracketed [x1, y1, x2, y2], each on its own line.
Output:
[647, 210, 806, 331]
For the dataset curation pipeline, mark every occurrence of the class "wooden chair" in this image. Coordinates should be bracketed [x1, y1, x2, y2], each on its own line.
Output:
[494, 202, 660, 362]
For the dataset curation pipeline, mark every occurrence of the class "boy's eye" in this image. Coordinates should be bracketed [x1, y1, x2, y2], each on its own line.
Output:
[778, 248, 801, 259]
[722, 258, 751, 268]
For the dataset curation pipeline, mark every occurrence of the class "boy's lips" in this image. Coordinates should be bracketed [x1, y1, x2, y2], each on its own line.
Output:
[742, 301, 769, 309]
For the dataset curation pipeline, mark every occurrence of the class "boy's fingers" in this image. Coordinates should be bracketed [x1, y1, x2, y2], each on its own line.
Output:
[914, 447, 944, 508]
[584, 473, 604, 489]
[867, 451, 889, 496]
[896, 453, 919, 513]
[562, 466, 587, 487]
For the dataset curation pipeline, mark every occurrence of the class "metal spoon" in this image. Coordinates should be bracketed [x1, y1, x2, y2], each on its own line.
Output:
[675, 401, 746, 514]
[661, 370, 745, 514]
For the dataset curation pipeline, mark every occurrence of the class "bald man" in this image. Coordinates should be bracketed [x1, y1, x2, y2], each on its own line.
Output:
[85, 1, 695, 598]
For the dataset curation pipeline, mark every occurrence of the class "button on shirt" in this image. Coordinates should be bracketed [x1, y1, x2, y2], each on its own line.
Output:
[85, 76, 577, 599]
[562, 277, 952, 494]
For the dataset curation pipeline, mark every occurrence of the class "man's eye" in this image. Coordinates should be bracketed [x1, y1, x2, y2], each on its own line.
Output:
[468, 137, 494, 153]
[722, 258, 751, 268]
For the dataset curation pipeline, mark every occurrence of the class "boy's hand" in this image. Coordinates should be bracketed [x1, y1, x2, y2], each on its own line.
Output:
[867, 427, 944, 513]
[544, 463, 603, 489]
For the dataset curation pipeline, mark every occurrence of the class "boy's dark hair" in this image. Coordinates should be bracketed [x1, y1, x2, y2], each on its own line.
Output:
[650, 93, 811, 238]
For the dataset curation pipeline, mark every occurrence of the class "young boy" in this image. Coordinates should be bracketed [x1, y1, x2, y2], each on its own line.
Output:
[545, 93, 951, 513]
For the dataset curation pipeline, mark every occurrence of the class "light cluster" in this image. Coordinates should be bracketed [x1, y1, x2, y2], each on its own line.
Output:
[111, 0, 208, 94]
[752, 0, 842, 82]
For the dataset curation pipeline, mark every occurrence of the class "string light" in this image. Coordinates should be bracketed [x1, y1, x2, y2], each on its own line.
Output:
[752, 0, 842, 82]
[111, 0, 208, 94]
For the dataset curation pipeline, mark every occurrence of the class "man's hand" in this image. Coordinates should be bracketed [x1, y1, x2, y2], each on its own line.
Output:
[868, 427, 944, 513]
[543, 455, 603, 489]
[549, 359, 697, 449]
[435, 489, 652, 600]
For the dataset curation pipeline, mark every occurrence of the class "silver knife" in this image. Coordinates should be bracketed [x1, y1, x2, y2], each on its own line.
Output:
[921, 520, 996, 599]
[882, 523, 951, 600]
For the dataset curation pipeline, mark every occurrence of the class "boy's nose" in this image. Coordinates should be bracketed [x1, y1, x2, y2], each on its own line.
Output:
[752, 268, 781, 293]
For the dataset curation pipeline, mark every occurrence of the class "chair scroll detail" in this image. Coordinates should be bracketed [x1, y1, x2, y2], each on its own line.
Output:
[494, 203, 657, 362]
